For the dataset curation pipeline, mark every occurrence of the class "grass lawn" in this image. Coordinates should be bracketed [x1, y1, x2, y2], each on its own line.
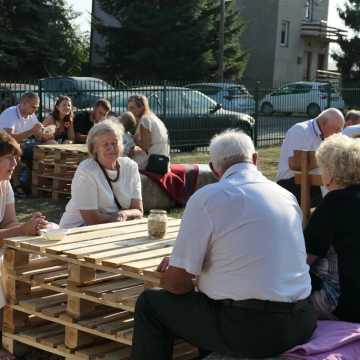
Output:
[15, 146, 280, 223]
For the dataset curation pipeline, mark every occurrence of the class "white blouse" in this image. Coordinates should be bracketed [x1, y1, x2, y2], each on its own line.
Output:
[60, 157, 142, 228]
[0, 180, 14, 309]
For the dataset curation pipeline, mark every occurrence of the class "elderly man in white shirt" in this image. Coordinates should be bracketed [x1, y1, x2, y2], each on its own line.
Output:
[277, 108, 344, 206]
[131, 130, 317, 360]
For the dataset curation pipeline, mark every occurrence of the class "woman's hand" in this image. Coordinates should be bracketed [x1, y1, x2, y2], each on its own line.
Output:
[21, 212, 48, 236]
[117, 211, 128, 222]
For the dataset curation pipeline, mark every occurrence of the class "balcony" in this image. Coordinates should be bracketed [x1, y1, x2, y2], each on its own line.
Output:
[301, 20, 347, 42]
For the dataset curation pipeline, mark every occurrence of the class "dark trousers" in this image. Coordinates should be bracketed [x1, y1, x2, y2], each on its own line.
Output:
[277, 177, 323, 208]
[131, 289, 317, 360]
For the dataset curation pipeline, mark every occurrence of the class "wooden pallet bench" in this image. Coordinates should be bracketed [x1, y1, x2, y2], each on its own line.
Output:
[31, 144, 216, 208]
[32, 144, 88, 200]
[289, 150, 323, 226]
[2, 218, 198, 359]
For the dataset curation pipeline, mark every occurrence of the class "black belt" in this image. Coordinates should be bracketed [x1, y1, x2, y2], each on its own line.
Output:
[218, 298, 309, 313]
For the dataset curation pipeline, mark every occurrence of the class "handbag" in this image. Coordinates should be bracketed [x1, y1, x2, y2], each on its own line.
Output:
[146, 154, 170, 175]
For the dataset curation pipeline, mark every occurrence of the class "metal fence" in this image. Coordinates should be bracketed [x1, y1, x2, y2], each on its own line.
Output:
[0, 79, 359, 149]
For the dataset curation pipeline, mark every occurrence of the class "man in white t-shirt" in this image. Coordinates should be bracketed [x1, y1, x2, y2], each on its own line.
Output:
[0, 92, 43, 143]
[342, 110, 360, 138]
[277, 108, 344, 206]
[0, 92, 50, 194]
[131, 130, 317, 360]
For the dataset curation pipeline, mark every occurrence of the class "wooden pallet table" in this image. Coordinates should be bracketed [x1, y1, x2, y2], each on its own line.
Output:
[32, 144, 88, 199]
[2, 218, 198, 359]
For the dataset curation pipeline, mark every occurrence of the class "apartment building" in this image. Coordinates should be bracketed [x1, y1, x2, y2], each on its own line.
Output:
[238, 0, 345, 85]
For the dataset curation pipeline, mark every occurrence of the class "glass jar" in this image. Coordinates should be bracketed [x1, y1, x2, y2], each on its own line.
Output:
[148, 210, 168, 238]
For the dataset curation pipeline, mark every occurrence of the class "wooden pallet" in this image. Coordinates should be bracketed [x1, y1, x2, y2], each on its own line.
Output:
[2, 219, 198, 359]
[32, 144, 88, 198]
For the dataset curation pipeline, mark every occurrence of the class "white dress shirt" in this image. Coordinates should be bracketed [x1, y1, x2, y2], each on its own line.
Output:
[0, 106, 39, 134]
[343, 125, 360, 138]
[170, 163, 311, 302]
[276, 119, 322, 181]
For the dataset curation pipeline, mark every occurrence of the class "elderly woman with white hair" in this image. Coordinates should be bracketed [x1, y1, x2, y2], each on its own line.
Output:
[60, 120, 143, 228]
[305, 134, 360, 322]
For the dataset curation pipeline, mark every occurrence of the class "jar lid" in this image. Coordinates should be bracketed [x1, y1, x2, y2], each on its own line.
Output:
[149, 209, 167, 215]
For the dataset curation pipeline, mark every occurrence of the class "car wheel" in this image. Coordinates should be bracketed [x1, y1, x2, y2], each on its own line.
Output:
[307, 103, 321, 118]
[261, 102, 273, 115]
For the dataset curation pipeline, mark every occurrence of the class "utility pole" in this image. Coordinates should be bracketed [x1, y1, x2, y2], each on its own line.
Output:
[218, 0, 225, 82]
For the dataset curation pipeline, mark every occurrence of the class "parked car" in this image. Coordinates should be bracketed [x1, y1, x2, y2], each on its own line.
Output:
[112, 86, 255, 150]
[260, 81, 345, 117]
[0, 83, 55, 118]
[186, 82, 256, 114]
[39, 76, 117, 109]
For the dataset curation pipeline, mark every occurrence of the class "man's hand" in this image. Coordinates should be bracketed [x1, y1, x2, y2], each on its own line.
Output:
[157, 256, 170, 272]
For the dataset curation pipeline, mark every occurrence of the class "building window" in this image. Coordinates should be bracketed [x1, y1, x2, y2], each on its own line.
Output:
[280, 21, 290, 47]
[305, 0, 313, 21]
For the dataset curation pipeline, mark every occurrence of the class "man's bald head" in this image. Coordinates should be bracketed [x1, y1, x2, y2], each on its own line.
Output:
[317, 108, 345, 138]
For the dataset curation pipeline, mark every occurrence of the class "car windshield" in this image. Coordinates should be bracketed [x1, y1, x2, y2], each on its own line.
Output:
[182, 89, 217, 113]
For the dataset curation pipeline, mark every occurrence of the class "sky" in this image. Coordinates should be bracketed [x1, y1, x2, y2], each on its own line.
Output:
[66, 0, 352, 69]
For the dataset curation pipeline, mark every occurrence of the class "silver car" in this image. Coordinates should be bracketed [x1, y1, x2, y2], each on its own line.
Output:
[186, 82, 256, 115]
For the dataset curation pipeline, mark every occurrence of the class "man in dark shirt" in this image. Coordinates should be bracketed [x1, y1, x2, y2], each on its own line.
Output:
[74, 99, 111, 143]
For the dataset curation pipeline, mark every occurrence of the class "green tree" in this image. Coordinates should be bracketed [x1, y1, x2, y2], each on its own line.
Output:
[0, 0, 89, 79]
[96, 0, 247, 80]
[333, 0, 360, 106]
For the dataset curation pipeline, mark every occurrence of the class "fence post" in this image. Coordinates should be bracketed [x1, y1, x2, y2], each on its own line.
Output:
[253, 81, 260, 148]
[37, 79, 43, 121]
[163, 80, 167, 122]
[327, 81, 331, 109]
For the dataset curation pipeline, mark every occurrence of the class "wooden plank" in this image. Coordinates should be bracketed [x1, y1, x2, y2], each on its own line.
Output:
[20, 293, 67, 311]
[2, 306, 28, 334]
[78, 311, 131, 329]
[65, 327, 96, 349]
[84, 239, 176, 264]
[102, 285, 144, 302]
[49, 224, 178, 257]
[65, 225, 179, 259]
[11, 259, 63, 275]
[102, 246, 173, 268]
[39, 333, 65, 348]
[97, 319, 134, 335]
[3, 332, 81, 360]
[10, 304, 132, 345]
[21, 323, 63, 341]
[120, 256, 166, 273]
[81, 278, 142, 298]
[3, 249, 29, 270]
[75, 342, 126, 360]
[68, 265, 95, 285]
[294, 173, 323, 186]
[95, 346, 131, 360]
[67, 296, 97, 320]
[41, 303, 67, 317]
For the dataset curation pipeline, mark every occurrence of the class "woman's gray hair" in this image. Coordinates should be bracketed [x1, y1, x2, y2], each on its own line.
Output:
[316, 133, 360, 187]
[87, 119, 124, 157]
[209, 129, 255, 171]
